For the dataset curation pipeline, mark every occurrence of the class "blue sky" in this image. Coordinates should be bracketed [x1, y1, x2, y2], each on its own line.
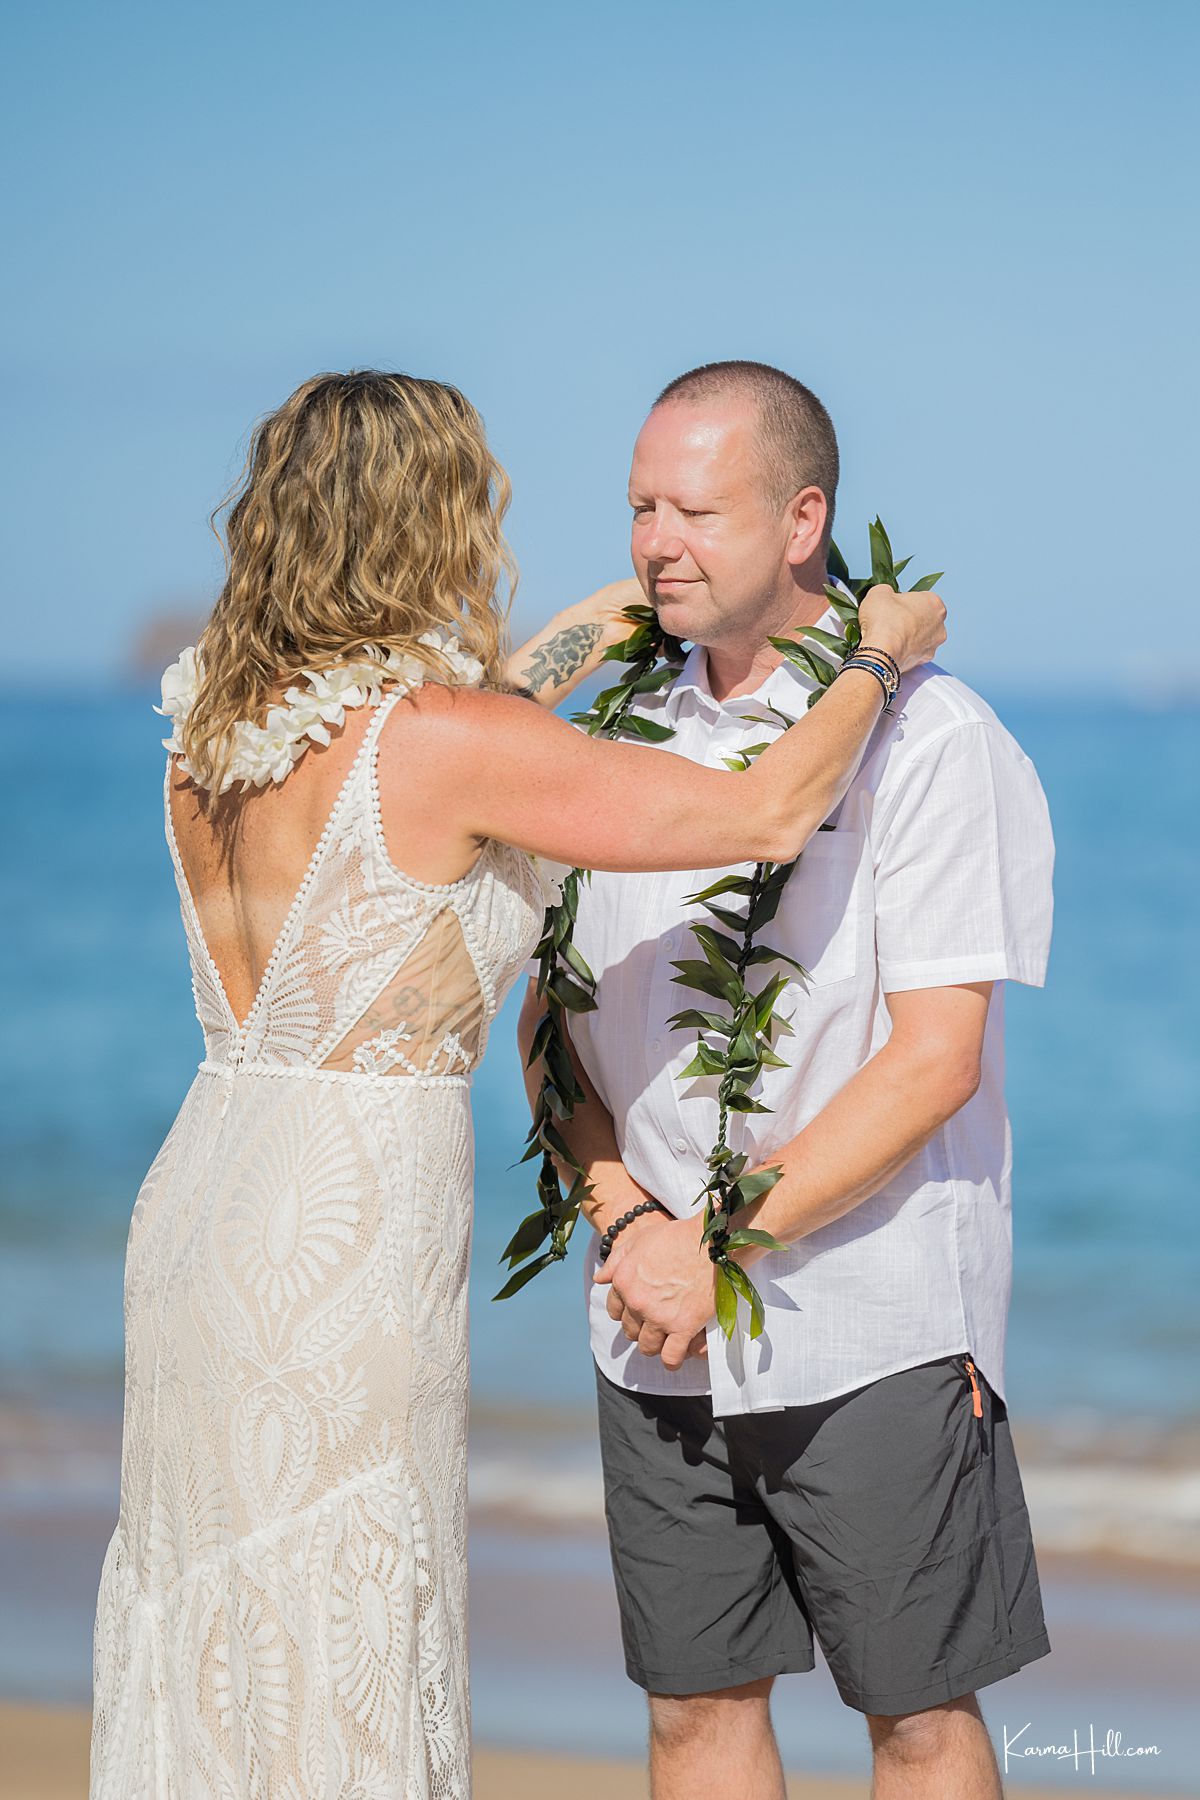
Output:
[2, 0, 1195, 695]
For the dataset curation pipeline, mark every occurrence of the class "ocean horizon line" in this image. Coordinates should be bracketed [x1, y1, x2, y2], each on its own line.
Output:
[2, 669, 1199, 712]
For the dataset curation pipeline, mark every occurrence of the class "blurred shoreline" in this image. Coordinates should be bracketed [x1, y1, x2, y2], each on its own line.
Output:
[6, 1391, 1200, 1581]
[2, 1394, 1199, 1792]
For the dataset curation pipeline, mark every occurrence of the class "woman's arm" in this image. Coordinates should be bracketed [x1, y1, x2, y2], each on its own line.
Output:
[386, 586, 945, 877]
[503, 580, 644, 707]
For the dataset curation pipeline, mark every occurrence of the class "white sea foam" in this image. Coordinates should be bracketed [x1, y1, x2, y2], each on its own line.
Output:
[1020, 1463, 1200, 1564]
[467, 1426, 1200, 1566]
[4, 1399, 1199, 1565]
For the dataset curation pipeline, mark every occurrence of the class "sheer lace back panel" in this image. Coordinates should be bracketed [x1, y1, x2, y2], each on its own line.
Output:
[322, 907, 483, 1078]
[164, 685, 544, 1079]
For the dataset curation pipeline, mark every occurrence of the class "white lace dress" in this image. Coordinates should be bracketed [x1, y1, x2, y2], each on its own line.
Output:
[90, 689, 546, 1799]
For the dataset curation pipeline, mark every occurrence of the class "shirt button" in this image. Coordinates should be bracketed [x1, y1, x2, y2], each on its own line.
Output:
[673, 1137, 687, 1154]
[651, 1039, 662, 1052]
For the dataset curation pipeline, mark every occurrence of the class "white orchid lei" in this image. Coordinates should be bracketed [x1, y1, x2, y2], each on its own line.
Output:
[156, 626, 485, 795]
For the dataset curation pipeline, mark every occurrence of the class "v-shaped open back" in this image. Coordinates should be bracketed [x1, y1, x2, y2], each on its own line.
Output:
[162, 687, 546, 1077]
[164, 704, 381, 1043]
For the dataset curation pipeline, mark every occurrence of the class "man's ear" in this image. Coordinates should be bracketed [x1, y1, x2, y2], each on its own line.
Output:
[784, 485, 828, 570]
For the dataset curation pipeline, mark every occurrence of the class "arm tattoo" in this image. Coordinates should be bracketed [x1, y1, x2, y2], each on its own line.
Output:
[519, 622, 603, 695]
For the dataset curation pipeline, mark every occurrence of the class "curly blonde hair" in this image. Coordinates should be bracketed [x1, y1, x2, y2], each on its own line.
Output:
[183, 370, 515, 792]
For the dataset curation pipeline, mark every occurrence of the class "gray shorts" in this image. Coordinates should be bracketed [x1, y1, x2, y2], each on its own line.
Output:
[595, 1354, 1051, 1716]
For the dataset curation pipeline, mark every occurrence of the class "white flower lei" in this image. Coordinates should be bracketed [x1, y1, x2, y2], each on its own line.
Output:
[156, 626, 486, 795]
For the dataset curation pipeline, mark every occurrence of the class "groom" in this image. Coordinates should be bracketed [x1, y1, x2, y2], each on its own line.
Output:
[518, 360, 1055, 1799]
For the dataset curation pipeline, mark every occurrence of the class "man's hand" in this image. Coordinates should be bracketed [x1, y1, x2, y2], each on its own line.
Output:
[594, 1209, 716, 1371]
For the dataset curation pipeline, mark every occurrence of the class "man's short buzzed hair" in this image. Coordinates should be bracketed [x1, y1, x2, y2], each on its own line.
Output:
[655, 360, 839, 538]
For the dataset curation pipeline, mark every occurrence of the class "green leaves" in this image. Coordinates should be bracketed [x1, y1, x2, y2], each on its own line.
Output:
[731, 1166, 784, 1205]
[827, 539, 851, 585]
[747, 865, 794, 935]
[769, 636, 839, 688]
[665, 1006, 734, 1036]
[502, 603, 684, 1301]
[494, 1252, 560, 1300]
[722, 743, 772, 772]
[686, 873, 757, 905]
[525, 1008, 556, 1067]
[670, 959, 742, 1005]
[743, 944, 808, 980]
[799, 624, 849, 659]
[725, 1227, 789, 1253]
[548, 970, 597, 1013]
[823, 583, 859, 625]
[508, 528, 944, 1337]
[620, 713, 676, 744]
[714, 1264, 739, 1337]
[629, 663, 680, 695]
[723, 1262, 766, 1337]
[558, 938, 595, 986]
[724, 1092, 771, 1114]
[697, 901, 755, 933]
[712, 1250, 771, 1340]
[663, 518, 946, 1344]
[500, 1207, 552, 1266]
[752, 972, 789, 1031]
[869, 515, 897, 586]
[670, 920, 746, 1007]
[678, 1043, 727, 1079]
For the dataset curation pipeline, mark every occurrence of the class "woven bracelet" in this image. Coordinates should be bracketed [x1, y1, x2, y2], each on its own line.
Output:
[838, 659, 894, 711]
[854, 642, 901, 684]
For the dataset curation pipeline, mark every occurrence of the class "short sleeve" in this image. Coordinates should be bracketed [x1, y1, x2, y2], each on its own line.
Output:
[871, 721, 1054, 993]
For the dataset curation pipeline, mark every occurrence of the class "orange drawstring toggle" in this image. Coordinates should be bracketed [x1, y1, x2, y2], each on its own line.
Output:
[964, 1357, 983, 1419]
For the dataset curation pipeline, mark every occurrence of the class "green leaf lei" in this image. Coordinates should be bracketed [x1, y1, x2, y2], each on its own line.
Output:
[497, 519, 943, 1338]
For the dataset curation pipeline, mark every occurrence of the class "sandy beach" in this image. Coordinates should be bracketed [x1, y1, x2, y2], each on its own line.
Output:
[0, 1702, 1173, 1800]
[2, 1392, 1196, 1795]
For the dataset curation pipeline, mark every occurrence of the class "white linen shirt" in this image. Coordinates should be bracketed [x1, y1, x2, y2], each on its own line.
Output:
[569, 610, 1054, 1417]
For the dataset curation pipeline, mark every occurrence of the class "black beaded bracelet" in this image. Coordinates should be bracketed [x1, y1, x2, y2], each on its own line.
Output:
[598, 1198, 670, 1262]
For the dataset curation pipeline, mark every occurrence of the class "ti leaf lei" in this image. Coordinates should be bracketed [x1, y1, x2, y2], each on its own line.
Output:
[497, 519, 942, 1339]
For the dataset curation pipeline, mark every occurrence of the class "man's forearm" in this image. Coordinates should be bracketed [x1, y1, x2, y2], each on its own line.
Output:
[599, 987, 992, 1359]
[735, 984, 992, 1261]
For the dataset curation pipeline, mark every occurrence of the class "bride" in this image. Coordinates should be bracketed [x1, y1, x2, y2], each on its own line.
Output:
[89, 369, 945, 1799]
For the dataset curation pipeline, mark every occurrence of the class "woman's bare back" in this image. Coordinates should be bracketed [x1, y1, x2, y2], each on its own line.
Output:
[168, 693, 484, 1029]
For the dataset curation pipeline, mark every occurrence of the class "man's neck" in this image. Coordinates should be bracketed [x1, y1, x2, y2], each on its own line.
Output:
[704, 583, 833, 703]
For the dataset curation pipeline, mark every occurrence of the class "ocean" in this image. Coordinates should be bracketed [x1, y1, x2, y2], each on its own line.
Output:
[1, 689, 1198, 1788]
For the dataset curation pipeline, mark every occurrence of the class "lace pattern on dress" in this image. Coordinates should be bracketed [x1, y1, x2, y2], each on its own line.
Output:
[91, 687, 546, 1799]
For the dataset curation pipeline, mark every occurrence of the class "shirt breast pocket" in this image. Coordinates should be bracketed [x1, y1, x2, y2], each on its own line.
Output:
[772, 831, 862, 988]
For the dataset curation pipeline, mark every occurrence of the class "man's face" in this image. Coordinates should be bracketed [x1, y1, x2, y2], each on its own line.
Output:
[627, 398, 796, 646]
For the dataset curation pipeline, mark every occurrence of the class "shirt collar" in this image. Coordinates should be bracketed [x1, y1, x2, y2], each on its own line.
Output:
[662, 584, 850, 727]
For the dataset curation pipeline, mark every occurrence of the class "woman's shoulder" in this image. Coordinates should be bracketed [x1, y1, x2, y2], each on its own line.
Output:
[379, 681, 545, 763]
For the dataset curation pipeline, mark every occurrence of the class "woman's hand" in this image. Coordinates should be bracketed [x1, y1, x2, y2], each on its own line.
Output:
[569, 577, 647, 650]
[856, 584, 947, 673]
[505, 578, 646, 706]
